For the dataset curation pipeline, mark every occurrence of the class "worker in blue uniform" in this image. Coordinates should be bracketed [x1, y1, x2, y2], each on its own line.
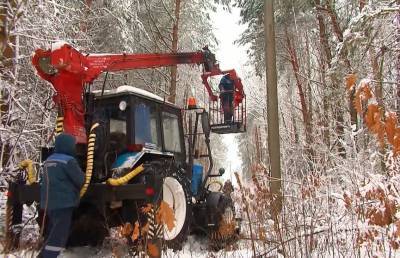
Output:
[38, 133, 84, 258]
[219, 74, 235, 123]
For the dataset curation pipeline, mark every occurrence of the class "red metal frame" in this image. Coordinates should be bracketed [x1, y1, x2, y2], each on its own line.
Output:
[201, 69, 244, 105]
[208, 90, 246, 133]
[32, 43, 245, 142]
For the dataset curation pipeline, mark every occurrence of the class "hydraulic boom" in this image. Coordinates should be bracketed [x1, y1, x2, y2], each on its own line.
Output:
[32, 43, 244, 143]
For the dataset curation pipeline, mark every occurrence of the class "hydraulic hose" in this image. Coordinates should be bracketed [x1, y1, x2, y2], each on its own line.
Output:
[55, 116, 64, 135]
[106, 164, 144, 186]
[80, 123, 99, 197]
[18, 159, 36, 184]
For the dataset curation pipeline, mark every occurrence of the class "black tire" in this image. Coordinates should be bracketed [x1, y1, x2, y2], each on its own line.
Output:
[129, 162, 192, 253]
[162, 168, 192, 251]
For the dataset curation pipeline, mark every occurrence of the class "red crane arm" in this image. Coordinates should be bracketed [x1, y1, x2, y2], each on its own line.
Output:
[33, 44, 220, 82]
[32, 43, 243, 143]
[86, 53, 208, 78]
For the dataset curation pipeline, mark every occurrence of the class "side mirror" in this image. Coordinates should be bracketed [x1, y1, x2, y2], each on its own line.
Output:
[218, 168, 225, 176]
[201, 111, 211, 136]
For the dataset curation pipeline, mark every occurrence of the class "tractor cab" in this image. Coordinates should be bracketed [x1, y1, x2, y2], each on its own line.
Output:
[86, 85, 186, 181]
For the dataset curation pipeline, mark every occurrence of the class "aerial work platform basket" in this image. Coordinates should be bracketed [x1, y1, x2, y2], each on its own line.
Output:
[208, 93, 246, 134]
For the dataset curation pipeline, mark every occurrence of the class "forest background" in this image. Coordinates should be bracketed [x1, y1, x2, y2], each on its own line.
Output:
[2, 0, 400, 257]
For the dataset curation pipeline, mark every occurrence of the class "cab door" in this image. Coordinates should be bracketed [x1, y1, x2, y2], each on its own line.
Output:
[161, 107, 186, 164]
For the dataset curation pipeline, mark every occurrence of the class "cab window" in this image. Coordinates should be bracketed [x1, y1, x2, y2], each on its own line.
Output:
[134, 101, 160, 147]
[110, 119, 126, 134]
[94, 103, 128, 155]
[101, 105, 127, 134]
[162, 112, 182, 152]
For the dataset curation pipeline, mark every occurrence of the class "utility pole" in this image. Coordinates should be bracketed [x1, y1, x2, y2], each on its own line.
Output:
[264, 0, 282, 215]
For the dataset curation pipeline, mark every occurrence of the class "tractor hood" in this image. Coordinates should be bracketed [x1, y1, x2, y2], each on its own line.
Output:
[111, 148, 174, 176]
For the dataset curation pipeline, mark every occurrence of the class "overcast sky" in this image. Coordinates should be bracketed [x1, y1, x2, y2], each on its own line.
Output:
[212, 6, 248, 73]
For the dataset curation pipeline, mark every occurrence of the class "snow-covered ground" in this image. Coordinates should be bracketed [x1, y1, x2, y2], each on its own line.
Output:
[0, 190, 255, 258]
[2, 237, 254, 258]
[60, 237, 253, 258]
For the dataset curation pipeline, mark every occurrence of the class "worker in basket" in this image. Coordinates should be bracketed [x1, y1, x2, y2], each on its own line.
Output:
[219, 74, 235, 123]
[38, 133, 85, 258]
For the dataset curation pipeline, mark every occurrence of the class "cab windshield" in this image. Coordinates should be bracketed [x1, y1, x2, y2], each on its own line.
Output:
[134, 101, 160, 147]
[162, 112, 182, 153]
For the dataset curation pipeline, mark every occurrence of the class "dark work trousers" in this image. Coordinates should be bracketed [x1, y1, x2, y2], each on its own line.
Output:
[221, 92, 234, 123]
[39, 207, 73, 258]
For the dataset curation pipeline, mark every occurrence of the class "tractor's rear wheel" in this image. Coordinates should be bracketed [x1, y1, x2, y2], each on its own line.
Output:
[162, 171, 192, 251]
[123, 163, 192, 254]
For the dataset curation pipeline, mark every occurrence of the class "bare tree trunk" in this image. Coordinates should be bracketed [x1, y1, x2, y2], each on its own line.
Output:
[322, 0, 356, 156]
[284, 28, 312, 149]
[79, 0, 92, 33]
[292, 114, 299, 144]
[325, 0, 344, 44]
[315, 0, 331, 149]
[370, 47, 387, 172]
[359, 0, 366, 11]
[0, 1, 17, 72]
[0, 0, 17, 168]
[396, 0, 400, 119]
[258, 125, 263, 162]
[315, 0, 332, 67]
[255, 126, 261, 163]
[305, 31, 313, 126]
[168, 0, 181, 103]
[287, 77, 299, 144]
[334, 97, 346, 156]
[324, 2, 353, 69]
[370, 48, 384, 107]
[1, 1, 23, 252]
